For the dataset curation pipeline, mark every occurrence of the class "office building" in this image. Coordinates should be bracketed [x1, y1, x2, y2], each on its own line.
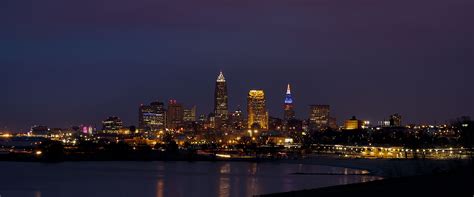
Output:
[102, 116, 123, 133]
[167, 99, 184, 130]
[229, 107, 244, 131]
[214, 71, 229, 121]
[344, 116, 363, 130]
[283, 84, 295, 121]
[247, 90, 269, 130]
[390, 113, 402, 127]
[30, 125, 50, 136]
[309, 105, 330, 131]
[183, 105, 197, 122]
[139, 101, 167, 132]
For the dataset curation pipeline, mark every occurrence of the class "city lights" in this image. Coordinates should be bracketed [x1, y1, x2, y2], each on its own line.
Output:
[0, 71, 471, 164]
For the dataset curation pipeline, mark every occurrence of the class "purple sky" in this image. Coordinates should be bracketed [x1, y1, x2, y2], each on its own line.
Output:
[1, 0, 473, 131]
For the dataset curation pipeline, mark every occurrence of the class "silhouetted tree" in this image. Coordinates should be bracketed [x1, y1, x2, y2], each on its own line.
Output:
[454, 116, 474, 160]
[104, 141, 131, 160]
[38, 140, 64, 162]
[129, 126, 137, 134]
[77, 140, 98, 153]
[166, 141, 179, 154]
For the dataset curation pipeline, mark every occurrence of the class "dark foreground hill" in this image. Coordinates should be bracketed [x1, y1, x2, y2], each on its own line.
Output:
[260, 164, 473, 197]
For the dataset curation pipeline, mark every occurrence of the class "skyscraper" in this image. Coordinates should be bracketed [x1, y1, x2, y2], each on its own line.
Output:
[283, 84, 295, 121]
[229, 106, 244, 131]
[166, 99, 184, 130]
[390, 113, 402, 127]
[247, 90, 269, 130]
[214, 71, 229, 120]
[139, 101, 166, 132]
[102, 116, 123, 134]
[183, 105, 197, 122]
[309, 105, 330, 131]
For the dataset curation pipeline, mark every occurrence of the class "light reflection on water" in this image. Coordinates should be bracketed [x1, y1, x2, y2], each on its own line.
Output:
[219, 163, 231, 197]
[156, 179, 164, 197]
[0, 162, 381, 197]
[218, 177, 230, 197]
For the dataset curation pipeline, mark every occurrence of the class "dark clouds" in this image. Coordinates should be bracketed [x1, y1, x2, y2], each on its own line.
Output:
[1, 0, 473, 131]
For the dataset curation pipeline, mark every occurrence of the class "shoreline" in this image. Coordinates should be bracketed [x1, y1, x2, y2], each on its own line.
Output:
[258, 166, 473, 197]
[258, 157, 473, 196]
[1, 153, 470, 178]
[280, 156, 471, 178]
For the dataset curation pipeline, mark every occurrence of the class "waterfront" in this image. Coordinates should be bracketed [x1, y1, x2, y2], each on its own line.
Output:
[0, 161, 380, 197]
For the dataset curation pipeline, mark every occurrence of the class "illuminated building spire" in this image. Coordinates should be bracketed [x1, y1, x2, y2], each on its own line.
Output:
[214, 71, 229, 122]
[217, 71, 226, 82]
[284, 84, 293, 104]
[283, 84, 295, 122]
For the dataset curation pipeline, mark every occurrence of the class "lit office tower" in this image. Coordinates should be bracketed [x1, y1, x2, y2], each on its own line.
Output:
[139, 101, 167, 132]
[390, 113, 402, 127]
[30, 125, 50, 136]
[214, 71, 229, 120]
[309, 105, 330, 131]
[247, 90, 269, 130]
[230, 106, 244, 131]
[167, 99, 184, 130]
[183, 105, 197, 122]
[102, 116, 123, 134]
[283, 84, 295, 121]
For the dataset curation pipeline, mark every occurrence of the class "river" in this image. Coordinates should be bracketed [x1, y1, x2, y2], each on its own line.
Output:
[0, 161, 381, 197]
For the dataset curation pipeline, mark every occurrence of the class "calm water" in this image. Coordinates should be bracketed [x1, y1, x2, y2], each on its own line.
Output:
[0, 161, 381, 197]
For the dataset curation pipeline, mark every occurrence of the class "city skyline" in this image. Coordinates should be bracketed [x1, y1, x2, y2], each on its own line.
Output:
[1, 0, 473, 196]
[2, 0, 473, 131]
[1, 70, 472, 132]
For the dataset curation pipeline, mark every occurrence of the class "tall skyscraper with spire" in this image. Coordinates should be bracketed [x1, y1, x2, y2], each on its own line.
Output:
[214, 71, 229, 120]
[283, 84, 295, 121]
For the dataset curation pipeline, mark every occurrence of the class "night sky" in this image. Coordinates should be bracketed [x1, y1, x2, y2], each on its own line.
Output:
[1, 0, 473, 131]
